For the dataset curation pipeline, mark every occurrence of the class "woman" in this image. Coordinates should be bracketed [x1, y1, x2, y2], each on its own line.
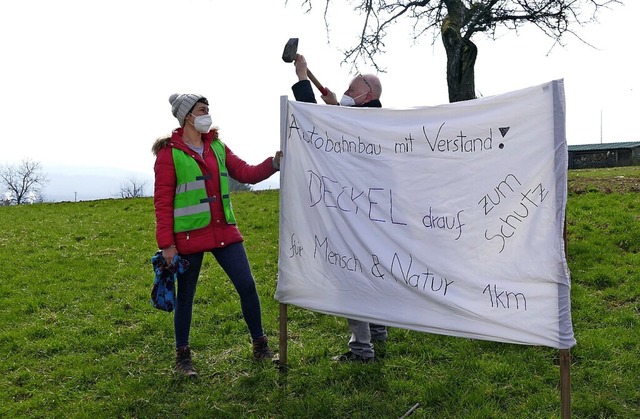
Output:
[152, 93, 282, 376]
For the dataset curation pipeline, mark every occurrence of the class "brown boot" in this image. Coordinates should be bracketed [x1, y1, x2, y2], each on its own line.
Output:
[175, 346, 198, 377]
[252, 335, 274, 362]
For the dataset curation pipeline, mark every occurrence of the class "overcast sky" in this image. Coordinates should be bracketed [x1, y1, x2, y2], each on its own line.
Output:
[1, 0, 637, 200]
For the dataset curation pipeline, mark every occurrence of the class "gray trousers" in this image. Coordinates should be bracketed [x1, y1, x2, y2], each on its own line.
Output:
[347, 318, 388, 358]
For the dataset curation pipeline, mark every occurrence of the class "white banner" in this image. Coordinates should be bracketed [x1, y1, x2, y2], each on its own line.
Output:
[276, 80, 575, 349]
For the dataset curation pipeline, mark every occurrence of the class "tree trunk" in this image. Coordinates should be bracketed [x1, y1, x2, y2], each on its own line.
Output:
[441, 17, 477, 103]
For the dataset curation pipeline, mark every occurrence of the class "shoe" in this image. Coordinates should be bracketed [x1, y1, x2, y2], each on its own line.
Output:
[331, 351, 376, 363]
[370, 325, 388, 342]
[252, 335, 275, 362]
[175, 346, 198, 377]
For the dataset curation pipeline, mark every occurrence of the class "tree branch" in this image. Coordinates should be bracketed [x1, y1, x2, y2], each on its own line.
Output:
[297, 0, 622, 70]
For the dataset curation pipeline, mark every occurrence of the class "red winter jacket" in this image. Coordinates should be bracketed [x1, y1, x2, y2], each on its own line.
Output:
[152, 128, 278, 255]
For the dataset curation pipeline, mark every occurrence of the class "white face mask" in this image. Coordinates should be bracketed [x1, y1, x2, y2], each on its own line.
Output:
[339, 91, 368, 107]
[190, 114, 212, 133]
[339, 94, 356, 107]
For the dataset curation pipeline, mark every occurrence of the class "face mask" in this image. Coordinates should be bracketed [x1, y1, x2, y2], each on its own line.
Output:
[339, 94, 355, 107]
[190, 114, 212, 133]
[339, 92, 367, 107]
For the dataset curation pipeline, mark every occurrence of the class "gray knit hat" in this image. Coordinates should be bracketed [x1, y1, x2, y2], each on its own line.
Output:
[169, 93, 206, 127]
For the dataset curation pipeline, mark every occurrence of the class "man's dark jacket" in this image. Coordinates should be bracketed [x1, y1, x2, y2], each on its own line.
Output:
[291, 80, 381, 108]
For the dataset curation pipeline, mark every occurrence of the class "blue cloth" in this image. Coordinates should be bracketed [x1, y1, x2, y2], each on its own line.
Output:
[150, 251, 190, 312]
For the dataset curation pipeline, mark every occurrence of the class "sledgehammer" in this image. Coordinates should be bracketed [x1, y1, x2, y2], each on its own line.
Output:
[282, 38, 328, 96]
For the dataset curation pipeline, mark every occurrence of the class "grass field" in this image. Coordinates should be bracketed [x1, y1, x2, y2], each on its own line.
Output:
[0, 166, 638, 418]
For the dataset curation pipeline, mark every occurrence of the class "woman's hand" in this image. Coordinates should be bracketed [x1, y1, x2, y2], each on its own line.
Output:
[273, 151, 283, 169]
[162, 245, 178, 264]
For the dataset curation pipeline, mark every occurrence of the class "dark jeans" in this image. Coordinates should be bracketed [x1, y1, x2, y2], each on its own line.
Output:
[174, 242, 264, 348]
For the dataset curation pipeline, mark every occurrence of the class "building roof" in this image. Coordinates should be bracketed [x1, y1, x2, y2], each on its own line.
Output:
[568, 141, 640, 152]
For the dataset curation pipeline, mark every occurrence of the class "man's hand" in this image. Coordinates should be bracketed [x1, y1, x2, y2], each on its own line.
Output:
[321, 88, 339, 106]
[294, 54, 308, 81]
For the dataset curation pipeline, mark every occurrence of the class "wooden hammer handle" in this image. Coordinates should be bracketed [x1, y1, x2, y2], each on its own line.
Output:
[307, 69, 328, 96]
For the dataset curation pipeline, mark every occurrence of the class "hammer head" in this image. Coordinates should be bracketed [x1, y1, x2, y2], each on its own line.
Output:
[282, 38, 299, 63]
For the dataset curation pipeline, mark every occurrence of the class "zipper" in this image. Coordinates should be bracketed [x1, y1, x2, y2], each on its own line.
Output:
[186, 231, 190, 240]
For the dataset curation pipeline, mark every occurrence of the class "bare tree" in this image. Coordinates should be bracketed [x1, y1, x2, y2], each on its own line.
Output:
[118, 177, 148, 198]
[0, 159, 49, 205]
[297, 0, 622, 102]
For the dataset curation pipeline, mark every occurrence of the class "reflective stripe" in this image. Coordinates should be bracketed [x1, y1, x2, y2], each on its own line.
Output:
[174, 202, 210, 217]
[175, 179, 205, 195]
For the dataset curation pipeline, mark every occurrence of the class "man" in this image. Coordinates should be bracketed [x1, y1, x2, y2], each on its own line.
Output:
[291, 54, 387, 362]
[291, 54, 382, 108]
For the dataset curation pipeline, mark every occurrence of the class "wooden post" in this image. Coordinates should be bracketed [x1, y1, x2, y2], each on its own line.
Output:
[279, 303, 288, 367]
[560, 349, 571, 418]
[560, 214, 571, 417]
